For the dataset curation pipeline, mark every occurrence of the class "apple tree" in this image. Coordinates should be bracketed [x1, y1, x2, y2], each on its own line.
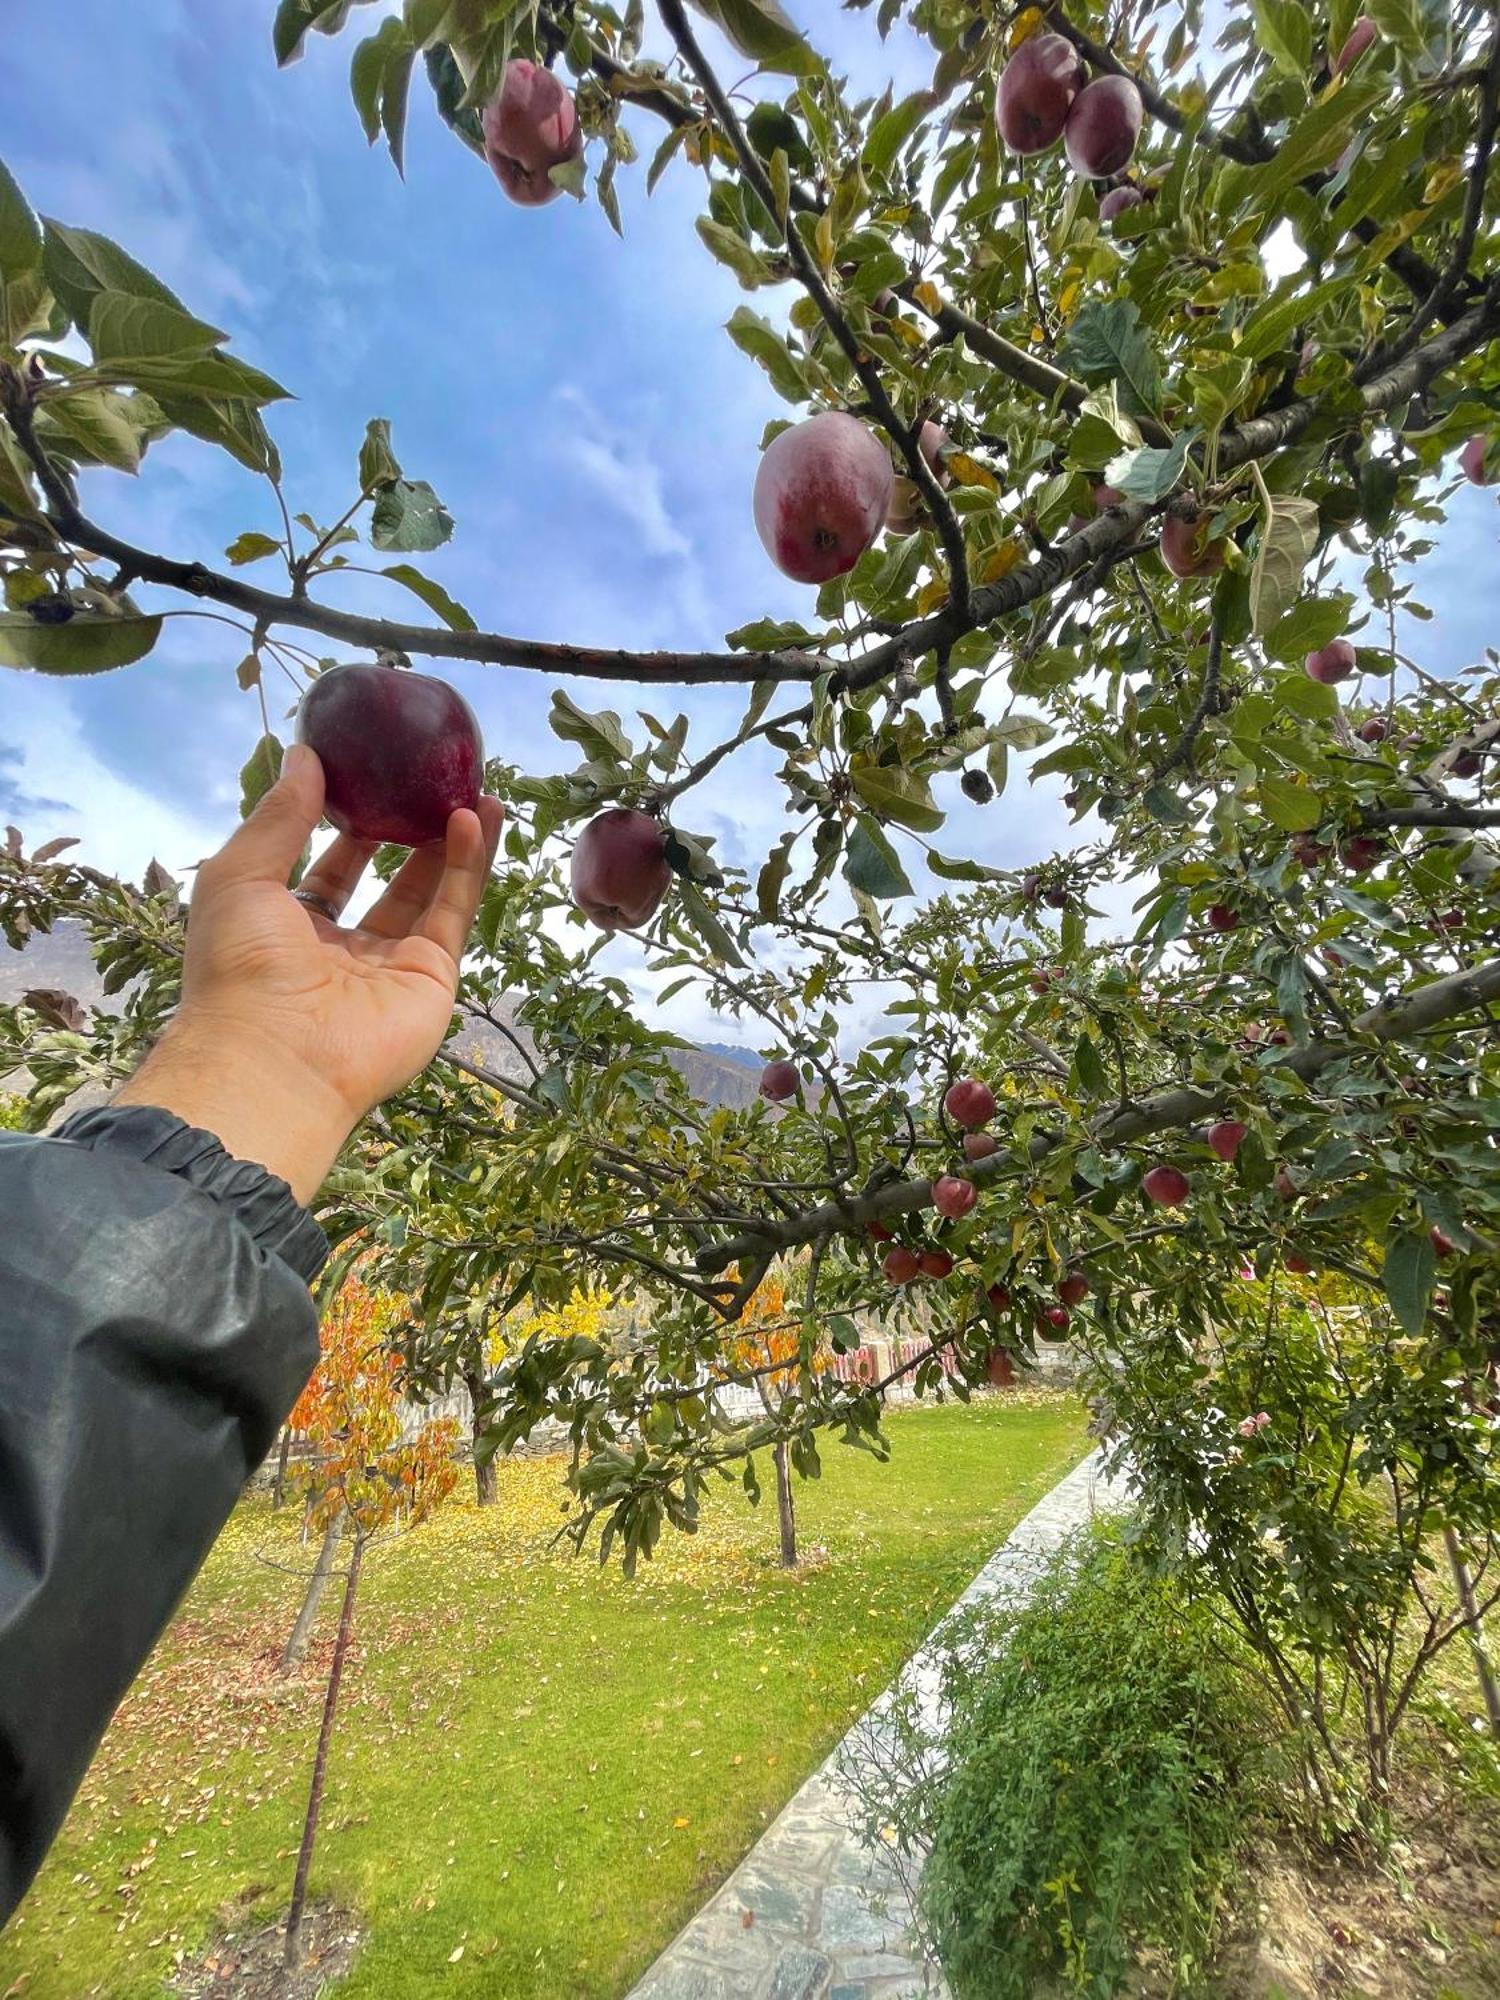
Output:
[2, 0, 1499, 1787]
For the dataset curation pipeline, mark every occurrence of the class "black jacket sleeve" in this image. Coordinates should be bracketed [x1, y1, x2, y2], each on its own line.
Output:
[0, 1106, 327, 1926]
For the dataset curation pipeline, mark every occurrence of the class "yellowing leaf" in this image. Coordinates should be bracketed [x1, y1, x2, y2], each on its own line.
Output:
[912, 279, 943, 315]
[673, 1814, 691, 1828]
[1057, 277, 1082, 320]
[979, 538, 1025, 583]
[1421, 159, 1463, 205]
[1009, 7, 1044, 49]
[916, 574, 950, 613]
[887, 316, 926, 347]
[945, 451, 999, 492]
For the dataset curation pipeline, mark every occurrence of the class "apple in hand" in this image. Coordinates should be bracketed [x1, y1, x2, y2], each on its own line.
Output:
[944, 1076, 996, 1128]
[571, 808, 673, 929]
[994, 33, 1086, 154]
[1305, 639, 1356, 684]
[1207, 1119, 1247, 1162]
[760, 1059, 799, 1102]
[933, 1175, 978, 1219]
[1064, 76, 1144, 177]
[1142, 1163, 1190, 1206]
[483, 60, 583, 206]
[295, 662, 484, 847]
[753, 412, 894, 584]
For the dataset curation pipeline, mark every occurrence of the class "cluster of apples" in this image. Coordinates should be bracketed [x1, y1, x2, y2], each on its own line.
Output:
[995, 31, 1144, 192]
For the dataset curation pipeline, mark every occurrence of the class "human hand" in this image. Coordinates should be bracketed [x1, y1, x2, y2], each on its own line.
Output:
[117, 743, 503, 1202]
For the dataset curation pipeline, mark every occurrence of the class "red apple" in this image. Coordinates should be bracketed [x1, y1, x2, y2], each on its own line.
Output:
[1093, 483, 1126, 509]
[1284, 1252, 1313, 1275]
[1434, 909, 1464, 933]
[1142, 1164, 1190, 1207]
[919, 1249, 955, 1279]
[1305, 639, 1356, 684]
[1021, 871, 1043, 902]
[994, 33, 1086, 155]
[482, 60, 583, 206]
[1058, 1271, 1090, 1308]
[1038, 1304, 1071, 1337]
[1207, 903, 1240, 933]
[1099, 185, 1145, 224]
[933, 1175, 978, 1220]
[1461, 435, 1491, 486]
[571, 808, 672, 929]
[1160, 511, 1226, 579]
[986, 1282, 1012, 1313]
[1333, 16, 1378, 73]
[1274, 1168, 1300, 1200]
[1357, 716, 1389, 744]
[753, 412, 894, 585]
[1339, 834, 1384, 874]
[963, 1132, 999, 1163]
[885, 420, 950, 533]
[944, 1076, 996, 1128]
[1043, 885, 1070, 909]
[1450, 749, 1483, 779]
[1064, 76, 1144, 177]
[883, 1245, 921, 1285]
[1030, 966, 1063, 996]
[1291, 834, 1330, 867]
[1207, 1119, 1247, 1162]
[867, 1221, 893, 1242]
[1430, 1225, 1457, 1259]
[295, 662, 484, 847]
[760, 1058, 799, 1102]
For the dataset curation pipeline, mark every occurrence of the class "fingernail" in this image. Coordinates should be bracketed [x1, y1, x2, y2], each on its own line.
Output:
[283, 743, 315, 780]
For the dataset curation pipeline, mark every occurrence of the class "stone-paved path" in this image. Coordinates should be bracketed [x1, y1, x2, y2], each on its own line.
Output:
[625, 1447, 1130, 2000]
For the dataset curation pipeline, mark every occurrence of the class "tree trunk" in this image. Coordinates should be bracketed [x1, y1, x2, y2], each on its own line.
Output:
[279, 1512, 343, 1677]
[773, 1441, 798, 1569]
[271, 1427, 292, 1510]
[1444, 1525, 1500, 1738]
[463, 1366, 496, 1506]
[284, 1532, 364, 1971]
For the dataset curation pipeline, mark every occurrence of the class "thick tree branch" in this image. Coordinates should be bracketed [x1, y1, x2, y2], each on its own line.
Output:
[1366, 805, 1500, 829]
[695, 955, 1500, 1274]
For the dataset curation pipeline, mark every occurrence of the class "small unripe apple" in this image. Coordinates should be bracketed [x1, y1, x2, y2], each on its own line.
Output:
[1305, 639, 1356, 684]
[571, 808, 673, 929]
[883, 1245, 921, 1285]
[1460, 435, 1491, 486]
[1142, 1164, 1190, 1206]
[1274, 1168, 1299, 1199]
[1207, 1119, 1247, 1162]
[1430, 1224, 1457, 1259]
[919, 1249, 955, 1280]
[1284, 1252, 1313, 1275]
[1064, 76, 1144, 178]
[1160, 511, 1226, 579]
[933, 1175, 978, 1219]
[1207, 903, 1240, 933]
[1038, 1304, 1071, 1337]
[1043, 885, 1070, 909]
[482, 60, 583, 206]
[295, 662, 484, 847]
[1030, 966, 1062, 996]
[986, 1282, 1012, 1313]
[1333, 15, 1378, 73]
[1339, 834, 1384, 874]
[1357, 716, 1389, 744]
[760, 1058, 799, 1102]
[753, 413, 894, 585]
[963, 1132, 998, 1163]
[885, 420, 950, 533]
[944, 1076, 996, 1128]
[1057, 1271, 1090, 1308]
[1099, 184, 1145, 225]
[994, 32, 1086, 154]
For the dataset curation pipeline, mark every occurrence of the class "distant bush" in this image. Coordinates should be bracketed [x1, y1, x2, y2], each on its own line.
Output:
[0, 1093, 24, 1130]
[895, 1527, 1268, 1998]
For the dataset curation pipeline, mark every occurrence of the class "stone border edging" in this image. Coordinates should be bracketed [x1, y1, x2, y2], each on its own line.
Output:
[625, 1445, 1130, 2000]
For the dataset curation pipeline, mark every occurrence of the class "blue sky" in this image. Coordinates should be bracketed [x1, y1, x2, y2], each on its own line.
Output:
[1, 3, 1494, 1042]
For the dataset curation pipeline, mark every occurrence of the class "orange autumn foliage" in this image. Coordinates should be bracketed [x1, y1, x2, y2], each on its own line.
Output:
[727, 1271, 832, 1392]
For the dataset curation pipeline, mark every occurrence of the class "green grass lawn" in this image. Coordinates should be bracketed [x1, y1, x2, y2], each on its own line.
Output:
[1, 1391, 1088, 1999]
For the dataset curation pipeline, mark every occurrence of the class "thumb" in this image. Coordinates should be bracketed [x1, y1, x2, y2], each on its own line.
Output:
[210, 743, 326, 885]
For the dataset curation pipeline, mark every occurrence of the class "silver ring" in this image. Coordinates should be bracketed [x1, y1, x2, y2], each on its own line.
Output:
[293, 887, 342, 923]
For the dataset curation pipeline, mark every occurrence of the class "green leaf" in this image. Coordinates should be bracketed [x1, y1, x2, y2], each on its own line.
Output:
[42, 219, 186, 330]
[676, 880, 746, 966]
[843, 813, 912, 899]
[1238, 277, 1348, 362]
[850, 763, 943, 832]
[549, 690, 631, 762]
[370, 478, 454, 552]
[1262, 594, 1352, 664]
[1383, 1229, 1435, 1334]
[724, 306, 812, 403]
[381, 563, 476, 631]
[692, 0, 818, 75]
[1250, 494, 1320, 636]
[40, 389, 149, 473]
[0, 155, 41, 281]
[239, 733, 285, 816]
[1270, 668, 1340, 721]
[1104, 429, 1197, 502]
[695, 218, 773, 289]
[990, 713, 1055, 751]
[149, 389, 280, 477]
[88, 291, 225, 362]
[274, 0, 354, 64]
[1252, 0, 1312, 77]
[756, 832, 795, 919]
[353, 21, 408, 144]
[2, 263, 55, 348]
[863, 90, 933, 176]
[1256, 774, 1322, 832]
[381, 41, 418, 174]
[0, 609, 162, 675]
[1059, 299, 1162, 420]
[927, 850, 1006, 882]
[1072, 1032, 1108, 1096]
[359, 415, 402, 491]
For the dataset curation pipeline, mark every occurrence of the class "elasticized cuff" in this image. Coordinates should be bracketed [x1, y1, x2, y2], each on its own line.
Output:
[52, 1104, 330, 1284]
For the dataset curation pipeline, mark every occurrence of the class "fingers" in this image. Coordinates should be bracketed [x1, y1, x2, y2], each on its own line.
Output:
[298, 831, 378, 923]
[356, 841, 448, 941]
[415, 800, 503, 963]
[205, 743, 326, 889]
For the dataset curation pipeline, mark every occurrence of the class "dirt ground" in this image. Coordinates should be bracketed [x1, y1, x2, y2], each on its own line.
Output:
[169, 1901, 361, 1999]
